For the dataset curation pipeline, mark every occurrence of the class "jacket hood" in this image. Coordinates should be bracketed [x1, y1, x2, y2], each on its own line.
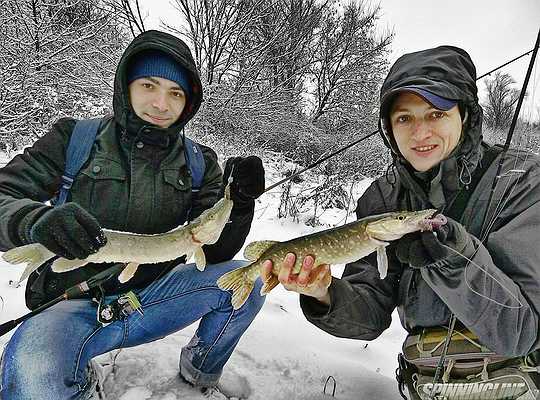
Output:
[113, 30, 203, 142]
[378, 45, 484, 193]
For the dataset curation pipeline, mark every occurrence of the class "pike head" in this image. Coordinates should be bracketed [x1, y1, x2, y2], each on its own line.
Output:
[190, 184, 234, 245]
[365, 209, 438, 241]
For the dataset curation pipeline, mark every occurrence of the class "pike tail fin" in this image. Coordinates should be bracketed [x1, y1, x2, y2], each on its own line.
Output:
[2, 244, 55, 284]
[217, 264, 257, 310]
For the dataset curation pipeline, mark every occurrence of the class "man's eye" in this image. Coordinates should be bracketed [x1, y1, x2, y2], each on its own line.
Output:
[142, 83, 153, 89]
[171, 91, 185, 98]
[396, 115, 410, 123]
[431, 111, 444, 119]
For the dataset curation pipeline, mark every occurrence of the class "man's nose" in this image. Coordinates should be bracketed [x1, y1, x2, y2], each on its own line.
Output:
[411, 121, 432, 141]
[151, 92, 169, 112]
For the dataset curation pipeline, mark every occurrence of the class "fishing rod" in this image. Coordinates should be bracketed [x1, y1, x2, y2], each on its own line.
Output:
[476, 48, 534, 80]
[429, 315, 457, 399]
[500, 36, 539, 152]
[264, 47, 538, 193]
[0, 263, 125, 338]
[481, 28, 540, 240]
[264, 130, 378, 192]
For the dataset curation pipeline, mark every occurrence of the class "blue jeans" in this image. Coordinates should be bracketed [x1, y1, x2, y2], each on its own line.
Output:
[0, 260, 264, 400]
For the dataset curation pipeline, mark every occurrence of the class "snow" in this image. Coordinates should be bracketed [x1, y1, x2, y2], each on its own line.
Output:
[0, 157, 408, 399]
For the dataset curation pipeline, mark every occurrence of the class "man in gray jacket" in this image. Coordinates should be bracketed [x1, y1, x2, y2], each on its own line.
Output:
[262, 46, 540, 397]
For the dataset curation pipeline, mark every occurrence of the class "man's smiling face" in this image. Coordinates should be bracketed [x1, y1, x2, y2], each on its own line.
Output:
[128, 76, 186, 128]
[390, 92, 462, 172]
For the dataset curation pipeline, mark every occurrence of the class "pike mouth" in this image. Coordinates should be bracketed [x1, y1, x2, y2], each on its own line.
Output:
[405, 209, 435, 231]
[368, 209, 440, 240]
[427, 213, 447, 230]
[417, 210, 447, 231]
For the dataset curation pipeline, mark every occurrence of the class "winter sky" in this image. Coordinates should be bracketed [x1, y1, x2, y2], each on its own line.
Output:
[139, 0, 540, 121]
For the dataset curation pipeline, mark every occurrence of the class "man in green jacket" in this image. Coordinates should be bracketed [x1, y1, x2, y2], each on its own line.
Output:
[263, 46, 540, 398]
[0, 30, 265, 399]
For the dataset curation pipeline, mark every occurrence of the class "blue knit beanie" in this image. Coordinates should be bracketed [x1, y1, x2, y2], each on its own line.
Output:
[127, 50, 192, 98]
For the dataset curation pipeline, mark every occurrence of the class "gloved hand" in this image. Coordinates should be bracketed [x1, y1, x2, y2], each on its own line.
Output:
[395, 216, 475, 269]
[29, 203, 107, 260]
[222, 156, 265, 205]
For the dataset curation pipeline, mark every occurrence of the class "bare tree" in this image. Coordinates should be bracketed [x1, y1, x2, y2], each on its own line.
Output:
[0, 0, 128, 146]
[302, 1, 392, 177]
[168, 0, 327, 95]
[310, 2, 391, 124]
[163, 0, 391, 179]
[167, 0, 272, 86]
[102, 0, 146, 37]
[252, 0, 327, 91]
[483, 71, 521, 129]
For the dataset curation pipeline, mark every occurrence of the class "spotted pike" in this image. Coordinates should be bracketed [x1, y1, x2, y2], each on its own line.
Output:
[3, 185, 234, 285]
[218, 209, 443, 310]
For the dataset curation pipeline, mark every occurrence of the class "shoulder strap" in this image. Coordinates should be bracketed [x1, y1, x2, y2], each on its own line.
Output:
[54, 118, 102, 206]
[183, 136, 206, 191]
[55, 122, 206, 205]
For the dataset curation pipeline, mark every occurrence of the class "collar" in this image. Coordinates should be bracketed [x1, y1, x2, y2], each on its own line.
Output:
[121, 107, 181, 149]
[137, 128, 171, 148]
[396, 155, 462, 206]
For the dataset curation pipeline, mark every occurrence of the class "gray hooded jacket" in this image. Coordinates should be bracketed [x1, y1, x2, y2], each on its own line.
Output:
[301, 46, 540, 357]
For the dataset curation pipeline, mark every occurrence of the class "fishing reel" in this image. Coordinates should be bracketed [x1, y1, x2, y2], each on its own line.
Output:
[95, 290, 143, 326]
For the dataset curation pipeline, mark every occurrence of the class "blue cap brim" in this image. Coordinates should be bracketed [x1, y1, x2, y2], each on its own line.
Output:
[396, 87, 457, 111]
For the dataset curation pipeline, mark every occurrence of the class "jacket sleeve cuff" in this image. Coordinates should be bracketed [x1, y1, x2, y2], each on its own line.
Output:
[9, 205, 51, 246]
[299, 277, 342, 319]
[300, 294, 330, 317]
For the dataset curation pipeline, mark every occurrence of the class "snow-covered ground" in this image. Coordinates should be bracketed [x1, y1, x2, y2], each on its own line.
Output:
[0, 157, 408, 400]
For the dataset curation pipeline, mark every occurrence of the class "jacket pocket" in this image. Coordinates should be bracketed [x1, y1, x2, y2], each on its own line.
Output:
[72, 158, 127, 228]
[401, 270, 451, 328]
[160, 169, 193, 229]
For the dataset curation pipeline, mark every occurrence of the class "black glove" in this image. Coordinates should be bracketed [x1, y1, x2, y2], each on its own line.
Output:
[28, 203, 107, 260]
[222, 156, 265, 205]
[395, 216, 475, 269]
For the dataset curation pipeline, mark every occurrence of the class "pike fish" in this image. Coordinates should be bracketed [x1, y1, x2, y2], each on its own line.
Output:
[3, 185, 234, 285]
[218, 209, 444, 310]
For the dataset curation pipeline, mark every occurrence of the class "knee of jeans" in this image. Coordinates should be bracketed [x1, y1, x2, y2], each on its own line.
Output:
[2, 320, 79, 394]
[2, 345, 62, 397]
[2, 341, 91, 399]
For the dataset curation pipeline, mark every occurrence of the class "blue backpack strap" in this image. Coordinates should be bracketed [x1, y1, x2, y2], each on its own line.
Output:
[183, 136, 206, 191]
[54, 118, 102, 206]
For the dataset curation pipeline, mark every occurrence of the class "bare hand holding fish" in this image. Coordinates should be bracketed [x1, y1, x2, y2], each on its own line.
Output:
[218, 209, 446, 309]
[262, 254, 332, 305]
